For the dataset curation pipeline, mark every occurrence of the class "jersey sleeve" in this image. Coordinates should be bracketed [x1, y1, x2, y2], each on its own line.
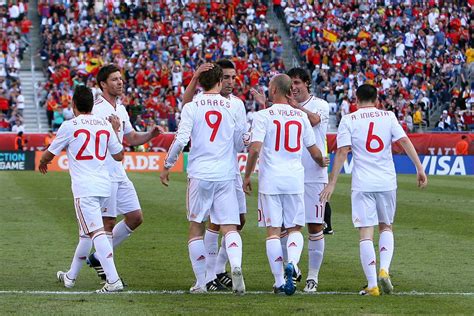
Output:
[164, 102, 194, 168]
[390, 113, 407, 142]
[302, 114, 316, 147]
[48, 122, 72, 155]
[314, 100, 330, 125]
[122, 112, 134, 135]
[250, 111, 267, 143]
[336, 116, 352, 148]
[106, 123, 124, 155]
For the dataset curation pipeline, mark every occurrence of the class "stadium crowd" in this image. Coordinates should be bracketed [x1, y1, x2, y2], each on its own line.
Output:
[279, 0, 474, 132]
[37, 0, 284, 133]
[0, 0, 32, 132]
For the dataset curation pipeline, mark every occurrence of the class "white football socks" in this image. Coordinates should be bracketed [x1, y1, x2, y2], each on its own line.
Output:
[287, 231, 304, 267]
[360, 239, 377, 288]
[112, 220, 133, 249]
[379, 230, 394, 273]
[66, 236, 92, 280]
[214, 238, 228, 275]
[266, 237, 285, 287]
[280, 230, 288, 263]
[307, 231, 324, 281]
[224, 231, 242, 270]
[188, 237, 207, 288]
[93, 232, 119, 283]
[204, 229, 219, 283]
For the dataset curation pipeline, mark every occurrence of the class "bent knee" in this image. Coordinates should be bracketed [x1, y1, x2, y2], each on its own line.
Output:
[125, 210, 143, 230]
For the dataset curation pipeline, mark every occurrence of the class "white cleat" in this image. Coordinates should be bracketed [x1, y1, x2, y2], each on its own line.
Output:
[96, 279, 124, 293]
[57, 271, 75, 288]
[189, 284, 207, 294]
[231, 267, 245, 295]
[303, 279, 318, 293]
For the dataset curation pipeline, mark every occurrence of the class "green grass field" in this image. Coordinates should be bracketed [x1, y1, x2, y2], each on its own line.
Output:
[0, 171, 473, 314]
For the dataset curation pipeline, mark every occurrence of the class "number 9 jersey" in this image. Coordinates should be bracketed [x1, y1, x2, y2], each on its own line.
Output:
[47, 114, 123, 198]
[337, 107, 406, 192]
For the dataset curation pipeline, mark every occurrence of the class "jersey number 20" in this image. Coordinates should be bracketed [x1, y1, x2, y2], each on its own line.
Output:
[74, 129, 110, 161]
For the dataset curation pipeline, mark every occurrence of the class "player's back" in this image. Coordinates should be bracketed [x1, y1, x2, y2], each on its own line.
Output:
[253, 103, 314, 194]
[187, 93, 244, 181]
[62, 114, 117, 197]
[338, 107, 406, 192]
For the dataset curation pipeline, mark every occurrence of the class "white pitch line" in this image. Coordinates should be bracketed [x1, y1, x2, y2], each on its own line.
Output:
[0, 290, 473, 296]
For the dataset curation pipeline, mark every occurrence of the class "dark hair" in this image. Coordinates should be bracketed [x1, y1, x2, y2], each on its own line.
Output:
[287, 67, 311, 92]
[198, 63, 223, 91]
[216, 59, 235, 70]
[356, 84, 378, 103]
[97, 64, 121, 91]
[73, 85, 94, 113]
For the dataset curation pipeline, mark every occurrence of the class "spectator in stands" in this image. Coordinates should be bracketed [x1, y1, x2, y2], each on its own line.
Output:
[52, 108, 64, 131]
[0, 113, 10, 131]
[11, 117, 24, 133]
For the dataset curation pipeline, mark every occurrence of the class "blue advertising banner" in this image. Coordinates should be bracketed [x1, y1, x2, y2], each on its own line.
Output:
[0, 151, 35, 171]
[332, 154, 474, 176]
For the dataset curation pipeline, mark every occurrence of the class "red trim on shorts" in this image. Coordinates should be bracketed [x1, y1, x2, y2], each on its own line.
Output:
[75, 198, 90, 235]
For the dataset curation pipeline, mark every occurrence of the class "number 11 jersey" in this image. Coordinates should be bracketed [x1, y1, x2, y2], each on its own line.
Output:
[337, 107, 406, 192]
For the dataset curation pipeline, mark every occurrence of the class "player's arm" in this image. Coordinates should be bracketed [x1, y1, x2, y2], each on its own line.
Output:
[397, 137, 428, 188]
[124, 126, 163, 146]
[320, 145, 350, 202]
[106, 121, 124, 161]
[243, 141, 262, 195]
[160, 105, 194, 186]
[234, 103, 248, 152]
[289, 99, 321, 126]
[250, 87, 269, 109]
[182, 63, 214, 104]
[302, 114, 328, 167]
[39, 123, 70, 174]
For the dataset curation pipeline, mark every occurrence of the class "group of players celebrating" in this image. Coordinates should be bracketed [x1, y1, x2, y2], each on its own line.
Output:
[39, 59, 427, 296]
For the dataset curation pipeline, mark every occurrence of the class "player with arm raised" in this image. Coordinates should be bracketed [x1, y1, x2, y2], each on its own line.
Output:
[86, 64, 163, 283]
[320, 84, 428, 296]
[181, 60, 248, 291]
[39, 86, 125, 293]
[243, 74, 327, 296]
[160, 64, 247, 294]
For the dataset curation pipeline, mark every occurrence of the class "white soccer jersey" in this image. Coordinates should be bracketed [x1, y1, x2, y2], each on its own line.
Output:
[300, 96, 329, 184]
[47, 114, 123, 198]
[166, 93, 246, 181]
[92, 94, 133, 182]
[230, 94, 247, 175]
[251, 103, 316, 194]
[337, 107, 406, 192]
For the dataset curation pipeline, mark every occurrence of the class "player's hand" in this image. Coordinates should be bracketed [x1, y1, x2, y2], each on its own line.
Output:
[316, 156, 330, 168]
[243, 177, 252, 195]
[319, 183, 335, 203]
[108, 114, 121, 132]
[417, 170, 428, 188]
[150, 124, 165, 138]
[38, 162, 49, 174]
[250, 87, 267, 109]
[160, 168, 170, 186]
[193, 63, 214, 79]
[242, 132, 251, 147]
[286, 94, 299, 109]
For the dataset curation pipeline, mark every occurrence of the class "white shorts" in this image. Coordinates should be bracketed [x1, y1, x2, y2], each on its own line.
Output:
[235, 175, 247, 214]
[187, 178, 240, 225]
[102, 179, 141, 218]
[74, 196, 106, 236]
[257, 193, 305, 228]
[304, 182, 326, 224]
[351, 190, 397, 228]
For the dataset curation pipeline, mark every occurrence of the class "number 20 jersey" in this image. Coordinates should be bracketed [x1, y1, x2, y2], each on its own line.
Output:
[47, 114, 123, 198]
[337, 107, 406, 192]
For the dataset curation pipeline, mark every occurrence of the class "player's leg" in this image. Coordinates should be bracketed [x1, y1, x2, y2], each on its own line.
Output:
[304, 183, 326, 292]
[323, 201, 334, 234]
[112, 179, 142, 248]
[279, 227, 288, 263]
[204, 222, 227, 291]
[188, 221, 207, 293]
[57, 235, 92, 288]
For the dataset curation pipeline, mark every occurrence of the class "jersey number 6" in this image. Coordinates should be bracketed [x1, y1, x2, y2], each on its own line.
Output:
[74, 129, 111, 161]
[365, 122, 384, 153]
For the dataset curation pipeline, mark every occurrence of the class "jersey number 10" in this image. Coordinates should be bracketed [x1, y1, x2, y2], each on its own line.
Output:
[273, 120, 302, 152]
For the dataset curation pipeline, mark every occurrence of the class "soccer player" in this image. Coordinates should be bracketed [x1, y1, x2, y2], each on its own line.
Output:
[87, 64, 163, 282]
[243, 74, 327, 295]
[320, 84, 428, 296]
[160, 64, 247, 294]
[38, 86, 125, 293]
[181, 60, 248, 291]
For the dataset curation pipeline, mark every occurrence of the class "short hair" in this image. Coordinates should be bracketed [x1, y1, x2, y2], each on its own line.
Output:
[216, 59, 235, 70]
[73, 85, 94, 113]
[271, 74, 292, 96]
[198, 63, 223, 91]
[356, 84, 378, 103]
[287, 67, 311, 91]
[97, 64, 121, 91]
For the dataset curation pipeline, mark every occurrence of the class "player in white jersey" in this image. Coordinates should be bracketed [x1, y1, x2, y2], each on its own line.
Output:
[181, 60, 248, 291]
[320, 84, 427, 296]
[86, 64, 163, 282]
[160, 64, 247, 294]
[243, 74, 328, 296]
[287, 68, 329, 292]
[38, 86, 125, 293]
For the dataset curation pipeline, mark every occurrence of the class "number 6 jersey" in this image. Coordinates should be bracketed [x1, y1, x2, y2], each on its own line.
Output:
[337, 107, 406, 192]
[47, 114, 123, 198]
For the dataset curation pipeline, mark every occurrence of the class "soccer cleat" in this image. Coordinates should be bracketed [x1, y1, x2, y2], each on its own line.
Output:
[216, 272, 233, 289]
[206, 279, 228, 292]
[273, 285, 285, 294]
[57, 271, 75, 288]
[189, 284, 207, 294]
[96, 279, 124, 293]
[323, 228, 334, 235]
[86, 253, 106, 283]
[379, 269, 394, 294]
[284, 263, 297, 295]
[231, 267, 245, 295]
[303, 279, 318, 293]
[359, 285, 380, 296]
